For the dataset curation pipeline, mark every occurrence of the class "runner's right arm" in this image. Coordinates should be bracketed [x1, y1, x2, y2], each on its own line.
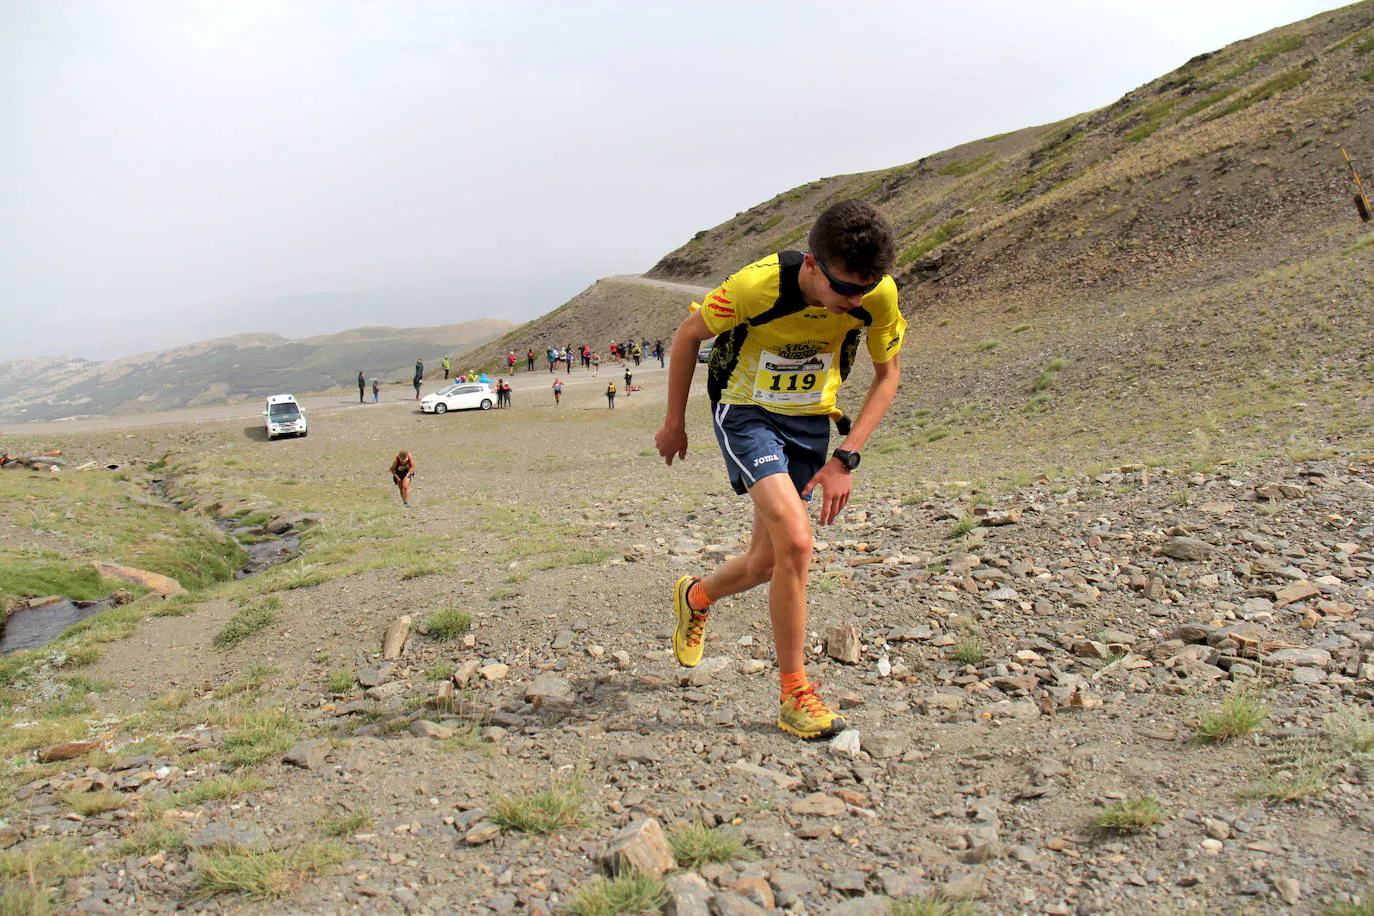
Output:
[655, 309, 715, 465]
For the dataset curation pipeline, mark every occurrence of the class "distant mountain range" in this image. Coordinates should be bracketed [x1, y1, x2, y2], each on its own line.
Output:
[0, 319, 514, 423]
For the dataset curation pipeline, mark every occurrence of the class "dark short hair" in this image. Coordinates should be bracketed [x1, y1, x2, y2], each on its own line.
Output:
[808, 199, 895, 279]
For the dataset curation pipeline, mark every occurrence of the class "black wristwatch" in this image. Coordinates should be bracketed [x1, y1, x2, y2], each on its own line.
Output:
[832, 448, 861, 471]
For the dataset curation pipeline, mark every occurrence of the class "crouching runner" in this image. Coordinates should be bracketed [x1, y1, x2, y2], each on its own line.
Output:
[654, 199, 905, 740]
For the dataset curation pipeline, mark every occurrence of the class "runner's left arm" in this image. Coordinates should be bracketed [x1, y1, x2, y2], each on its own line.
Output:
[835, 353, 901, 454]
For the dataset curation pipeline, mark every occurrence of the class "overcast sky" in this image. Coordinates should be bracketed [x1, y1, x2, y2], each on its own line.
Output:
[0, 0, 1344, 362]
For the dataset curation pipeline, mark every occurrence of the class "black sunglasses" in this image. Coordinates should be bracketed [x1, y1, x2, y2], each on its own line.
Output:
[812, 254, 882, 298]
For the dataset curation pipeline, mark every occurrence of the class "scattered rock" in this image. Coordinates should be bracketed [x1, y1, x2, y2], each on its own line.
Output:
[282, 738, 330, 769]
[1160, 537, 1212, 561]
[596, 817, 675, 878]
[825, 624, 862, 664]
[382, 615, 412, 660]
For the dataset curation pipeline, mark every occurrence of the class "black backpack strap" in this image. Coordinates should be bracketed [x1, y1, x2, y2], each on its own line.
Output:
[747, 250, 809, 327]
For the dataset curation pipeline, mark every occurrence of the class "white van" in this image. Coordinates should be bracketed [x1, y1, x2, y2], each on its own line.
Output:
[263, 394, 308, 440]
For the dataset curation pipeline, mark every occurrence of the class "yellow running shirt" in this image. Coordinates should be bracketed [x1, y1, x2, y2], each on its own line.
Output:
[695, 252, 905, 417]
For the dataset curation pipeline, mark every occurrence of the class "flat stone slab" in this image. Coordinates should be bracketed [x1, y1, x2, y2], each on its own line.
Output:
[283, 738, 330, 769]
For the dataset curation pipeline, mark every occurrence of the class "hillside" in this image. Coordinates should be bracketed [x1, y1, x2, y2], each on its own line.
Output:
[0, 319, 514, 423]
[471, 1, 1374, 466]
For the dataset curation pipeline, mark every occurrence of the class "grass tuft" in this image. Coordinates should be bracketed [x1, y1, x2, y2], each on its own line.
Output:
[425, 608, 472, 641]
[1094, 796, 1167, 832]
[213, 601, 276, 649]
[326, 670, 356, 694]
[489, 775, 589, 835]
[1197, 692, 1269, 742]
[566, 871, 667, 916]
[891, 897, 980, 916]
[60, 790, 127, 817]
[221, 709, 298, 768]
[947, 515, 976, 539]
[212, 665, 278, 699]
[953, 638, 985, 666]
[316, 809, 374, 837]
[194, 841, 348, 900]
[668, 822, 754, 867]
[119, 821, 188, 857]
[173, 773, 266, 807]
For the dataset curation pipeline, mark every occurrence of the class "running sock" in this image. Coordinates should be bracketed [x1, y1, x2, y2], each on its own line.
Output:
[686, 580, 713, 613]
[780, 669, 809, 701]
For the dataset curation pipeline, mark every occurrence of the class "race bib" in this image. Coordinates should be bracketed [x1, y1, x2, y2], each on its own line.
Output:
[752, 349, 832, 405]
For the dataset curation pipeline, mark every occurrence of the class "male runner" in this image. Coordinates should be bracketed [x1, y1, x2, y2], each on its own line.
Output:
[655, 199, 904, 740]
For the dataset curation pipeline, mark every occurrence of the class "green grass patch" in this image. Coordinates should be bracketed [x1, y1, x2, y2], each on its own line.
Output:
[1206, 68, 1312, 121]
[767, 223, 811, 252]
[975, 339, 999, 353]
[221, 709, 298, 768]
[952, 637, 985, 666]
[325, 670, 356, 694]
[668, 823, 754, 867]
[1094, 796, 1167, 833]
[119, 821, 188, 858]
[891, 897, 980, 916]
[1031, 358, 1066, 392]
[1239, 708, 1373, 803]
[1364, 69, 1374, 83]
[0, 838, 90, 912]
[1123, 100, 1177, 142]
[425, 608, 472, 641]
[896, 218, 967, 268]
[489, 775, 589, 835]
[400, 561, 446, 580]
[212, 665, 278, 700]
[947, 515, 976, 539]
[1181, 87, 1240, 119]
[317, 809, 374, 837]
[194, 840, 348, 900]
[1197, 692, 1269, 742]
[938, 152, 996, 177]
[60, 789, 127, 817]
[213, 602, 277, 649]
[566, 871, 667, 916]
[1218, 34, 1307, 81]
[172, 773, 266, 807]
[1323, 896, 1374, 916]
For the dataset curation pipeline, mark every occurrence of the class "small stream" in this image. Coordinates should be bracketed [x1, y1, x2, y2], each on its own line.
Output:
[0, 597, 117, 656]
[1, 486, 306, 656]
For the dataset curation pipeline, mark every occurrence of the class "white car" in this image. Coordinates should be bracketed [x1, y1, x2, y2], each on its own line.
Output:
[419, 383, 496, 414]
[263, 394, 308, 440]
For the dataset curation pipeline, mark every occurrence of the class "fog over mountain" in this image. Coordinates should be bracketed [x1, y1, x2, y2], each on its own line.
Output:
[0, 0, 1343, 361]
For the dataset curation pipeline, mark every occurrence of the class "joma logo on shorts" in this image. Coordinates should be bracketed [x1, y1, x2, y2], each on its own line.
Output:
[753, 455, 779, 467]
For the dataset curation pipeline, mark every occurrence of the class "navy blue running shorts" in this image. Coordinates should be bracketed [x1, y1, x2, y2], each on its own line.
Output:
[711, 402, 831, 499]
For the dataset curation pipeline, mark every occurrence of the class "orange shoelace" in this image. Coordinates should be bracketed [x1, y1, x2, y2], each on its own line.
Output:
[684, 608, 709, 647]
[784, 682, 831, 717]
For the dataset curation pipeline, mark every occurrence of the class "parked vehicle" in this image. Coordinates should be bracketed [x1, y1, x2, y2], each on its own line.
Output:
[696, 338, 716, 364]
[263, 394, 308, 440]
[419, 383, 496, 414]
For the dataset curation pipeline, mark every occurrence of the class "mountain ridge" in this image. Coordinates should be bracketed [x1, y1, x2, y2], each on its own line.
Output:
[0, 318, 515, 423]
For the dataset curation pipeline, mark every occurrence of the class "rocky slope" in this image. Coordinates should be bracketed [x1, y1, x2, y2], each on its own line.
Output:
[0, 385, 1370, 915]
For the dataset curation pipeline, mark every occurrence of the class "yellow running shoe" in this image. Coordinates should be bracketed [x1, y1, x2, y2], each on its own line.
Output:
[778, 682, 846, 740]
[672, 575, 708, 668]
